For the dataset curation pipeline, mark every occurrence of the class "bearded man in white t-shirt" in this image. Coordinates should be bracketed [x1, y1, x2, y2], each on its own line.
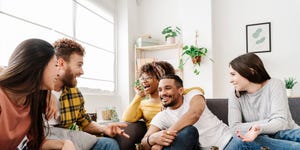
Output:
[141, 74, 261, 150]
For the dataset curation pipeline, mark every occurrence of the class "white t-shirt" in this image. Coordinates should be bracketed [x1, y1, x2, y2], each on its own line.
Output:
[151, 90, 232, 149]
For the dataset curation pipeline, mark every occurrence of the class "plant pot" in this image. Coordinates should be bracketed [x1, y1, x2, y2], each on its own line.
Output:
[286, 89, 293, 97]
[101, 109, 113, 120]
[192, 56, 202, 64]
[166, 37, 175, 44]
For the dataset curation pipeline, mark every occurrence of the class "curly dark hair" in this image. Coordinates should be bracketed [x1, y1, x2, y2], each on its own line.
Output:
[139, 61, 175, 80]
[53, 38, 85, 62]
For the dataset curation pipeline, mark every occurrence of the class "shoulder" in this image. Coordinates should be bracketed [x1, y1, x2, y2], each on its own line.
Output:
[66, 87, 83, 96]
[185, 89, 203, 98]
[184, 87, 205, 95]
[269, 78, 284, 85]
[266, 78, 285, 90]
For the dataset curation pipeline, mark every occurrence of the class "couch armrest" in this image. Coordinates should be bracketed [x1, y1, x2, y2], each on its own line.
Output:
[115, 121, 147, 150]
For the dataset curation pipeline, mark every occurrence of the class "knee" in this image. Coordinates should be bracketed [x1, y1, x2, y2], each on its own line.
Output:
[93, 137, 119, 150]
[177, 126, 199, 141]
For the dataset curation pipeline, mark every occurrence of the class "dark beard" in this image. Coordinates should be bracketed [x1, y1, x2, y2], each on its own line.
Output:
[161, 95, 177, 107]
[62, 68, 77, 87]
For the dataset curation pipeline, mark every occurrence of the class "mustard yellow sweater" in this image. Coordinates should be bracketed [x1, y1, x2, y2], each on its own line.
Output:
[122, 87, 204, 128]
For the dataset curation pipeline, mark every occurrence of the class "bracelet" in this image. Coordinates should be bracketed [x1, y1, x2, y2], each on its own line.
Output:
[146, 135, 153, 147]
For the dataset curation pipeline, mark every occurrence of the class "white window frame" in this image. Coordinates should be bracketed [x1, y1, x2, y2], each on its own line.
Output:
[0, 0, 116, 95]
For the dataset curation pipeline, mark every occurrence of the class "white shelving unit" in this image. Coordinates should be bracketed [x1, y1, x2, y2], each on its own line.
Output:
[134, 43, 183, 79]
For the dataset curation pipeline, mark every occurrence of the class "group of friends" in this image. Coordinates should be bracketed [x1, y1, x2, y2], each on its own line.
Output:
[0, 38, 300, 150]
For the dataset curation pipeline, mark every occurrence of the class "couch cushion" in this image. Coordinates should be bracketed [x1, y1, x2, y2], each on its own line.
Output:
[206, 98, 300, 126]
[206, 99, 228, 125]
[115, 121, 147, 150]
[288, 98, 300, 125]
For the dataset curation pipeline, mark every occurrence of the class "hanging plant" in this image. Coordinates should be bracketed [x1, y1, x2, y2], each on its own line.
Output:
[179, 45, 208, 75]
[178, 31, 213, 76]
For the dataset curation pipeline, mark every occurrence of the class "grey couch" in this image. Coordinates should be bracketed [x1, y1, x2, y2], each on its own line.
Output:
[115, 97, 300, 150]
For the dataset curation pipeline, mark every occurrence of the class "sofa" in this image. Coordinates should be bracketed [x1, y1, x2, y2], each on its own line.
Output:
[115, 97, 300, 150]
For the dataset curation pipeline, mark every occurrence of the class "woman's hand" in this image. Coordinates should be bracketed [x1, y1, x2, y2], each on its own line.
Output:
[237, 125, 260, 142]
[135, 85, 145, 97]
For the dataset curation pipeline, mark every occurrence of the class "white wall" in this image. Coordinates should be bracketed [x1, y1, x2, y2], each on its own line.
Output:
[135, 0, 214, 97]
[212, 0, 300, 98]
[84, 0, 300, 115]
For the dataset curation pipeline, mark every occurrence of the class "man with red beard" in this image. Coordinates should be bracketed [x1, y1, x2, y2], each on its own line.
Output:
[46, 38, 129, 150]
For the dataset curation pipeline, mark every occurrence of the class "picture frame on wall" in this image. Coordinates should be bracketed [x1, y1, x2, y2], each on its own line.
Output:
[246, 22, 271, 53]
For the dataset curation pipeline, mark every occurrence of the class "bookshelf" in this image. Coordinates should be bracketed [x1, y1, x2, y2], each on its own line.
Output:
[134, 43, 183, 79]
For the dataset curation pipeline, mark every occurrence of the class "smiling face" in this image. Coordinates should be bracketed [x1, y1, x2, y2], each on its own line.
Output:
[229, 65, 251, 92]
[139, 72, 159, 95]
[58, 53, 84, 87]
[41, 55, 59, 90]
[158, 78, 183, 109]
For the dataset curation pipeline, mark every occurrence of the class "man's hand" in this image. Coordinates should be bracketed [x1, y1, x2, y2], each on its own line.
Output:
[102, 122, 130, 138]
[237, 125, 260, 142]
[149, 130, 177, 147]
[46, 94, 58, 120]
[151, 144, 163, 150]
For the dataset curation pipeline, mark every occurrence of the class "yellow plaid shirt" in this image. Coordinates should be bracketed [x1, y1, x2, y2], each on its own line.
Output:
[58, 86, 91, 129]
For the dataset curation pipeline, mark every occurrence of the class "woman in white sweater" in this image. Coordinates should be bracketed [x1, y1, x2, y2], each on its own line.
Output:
[228, 53, 300, 149]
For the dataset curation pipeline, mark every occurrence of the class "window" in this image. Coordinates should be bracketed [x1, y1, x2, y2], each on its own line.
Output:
[0, 0, 116, 93]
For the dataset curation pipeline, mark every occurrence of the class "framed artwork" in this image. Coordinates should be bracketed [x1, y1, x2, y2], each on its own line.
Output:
[246, 22, 271, 53]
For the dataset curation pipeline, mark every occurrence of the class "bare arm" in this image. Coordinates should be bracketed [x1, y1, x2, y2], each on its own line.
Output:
[83, 121, 130, 138]
[41, 139, 76, 150]
[168, 94, 205, 132]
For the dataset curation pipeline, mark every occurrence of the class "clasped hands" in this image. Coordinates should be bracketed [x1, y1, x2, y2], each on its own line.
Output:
[150, 129, 177, 150]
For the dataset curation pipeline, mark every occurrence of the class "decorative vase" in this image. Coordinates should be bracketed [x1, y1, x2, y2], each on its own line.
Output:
[166, 37, 175, 44]
[286, 89, 293, 97]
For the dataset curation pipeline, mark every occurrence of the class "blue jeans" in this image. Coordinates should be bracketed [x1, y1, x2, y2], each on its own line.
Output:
[274, 128, 300, 142]
[224, 136, 260, 150]
[91, 137, 120, 150]
[254, 134, 300, 150]
[164, 126, 200, 150]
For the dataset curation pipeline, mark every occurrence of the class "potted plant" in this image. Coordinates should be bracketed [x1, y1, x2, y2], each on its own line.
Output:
[161, 26, 181, 44]
[178, 45, 212, 76]
[284, 77, 297, 97]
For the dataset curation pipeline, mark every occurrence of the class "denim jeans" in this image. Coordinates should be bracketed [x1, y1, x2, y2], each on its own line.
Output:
[164, 126, 200, 150]
[224, 136, 260, 150]
[252, 134, 300, 150]
[91, 137, 120, 150]
[274, 128, 300, 142]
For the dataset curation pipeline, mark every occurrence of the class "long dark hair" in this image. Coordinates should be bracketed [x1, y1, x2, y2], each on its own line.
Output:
[229, 53, 271, 97]
[0, 38, 55, 149]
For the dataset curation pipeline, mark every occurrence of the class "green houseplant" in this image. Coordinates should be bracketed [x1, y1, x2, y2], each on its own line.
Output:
[178, 45, 212, 76]
[162, 26, 181, 43]
[285, 77, 297, 89]
[284, 77, 297, 97]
